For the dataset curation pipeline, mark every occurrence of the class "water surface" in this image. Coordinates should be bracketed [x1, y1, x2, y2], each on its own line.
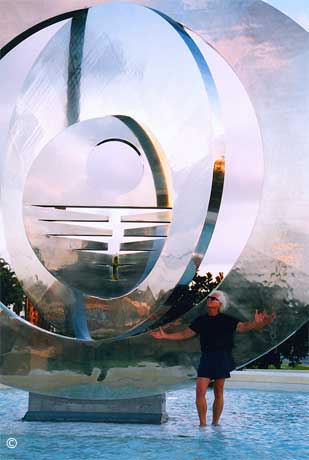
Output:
[0, 385, 307, 460]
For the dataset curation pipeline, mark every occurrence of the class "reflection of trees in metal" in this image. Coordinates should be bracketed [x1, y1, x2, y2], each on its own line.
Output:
[0, 259, 25, 315]
[156, 272, 225, 327]
[0, 256, 223, 338]
[246, 322, 308, 369]
[0, 258, 74, 335]
[224, 267, 309, 367]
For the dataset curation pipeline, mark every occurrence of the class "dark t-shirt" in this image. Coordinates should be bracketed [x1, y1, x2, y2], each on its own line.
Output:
[189, 313, 239, 353]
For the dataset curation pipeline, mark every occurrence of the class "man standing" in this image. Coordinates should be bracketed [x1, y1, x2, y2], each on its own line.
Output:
[150, 290, 276, 427]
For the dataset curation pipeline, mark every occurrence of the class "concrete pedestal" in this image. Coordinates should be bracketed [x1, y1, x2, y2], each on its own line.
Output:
[22, 392, 168, 424]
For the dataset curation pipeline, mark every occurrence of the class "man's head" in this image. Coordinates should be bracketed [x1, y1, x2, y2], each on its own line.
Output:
[206, 290, 228, 316]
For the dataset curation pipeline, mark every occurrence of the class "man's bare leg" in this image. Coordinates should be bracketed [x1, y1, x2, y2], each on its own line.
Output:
[195, 377, 210, 426]
[212, 378, 225, 425]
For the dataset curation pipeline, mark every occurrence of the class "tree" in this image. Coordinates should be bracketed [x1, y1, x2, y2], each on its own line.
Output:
[247, 322, 308, 369]
[279, 322, 308, 366]
[157, 271, 224, 326]
[0, 258, 25, 315]
[190, 271, 224, 304]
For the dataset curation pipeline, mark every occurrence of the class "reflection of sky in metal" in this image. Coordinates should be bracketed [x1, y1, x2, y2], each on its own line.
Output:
[1, 3, 216, 307]
[22, 109, 173, 300]
[87, 142, 144, 196]
[0, 0, 307, 274]
[190, 33, 264, 277]
[0, 22, 65, 262]
[263, 0, 309, 30]
[0, 14, 255, 273]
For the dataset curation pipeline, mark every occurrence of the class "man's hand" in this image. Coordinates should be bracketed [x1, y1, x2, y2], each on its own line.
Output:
[150, 327, 169, 339]
[150, 326, 197, 340]
[254, 309, 276, 326]
[236, 310, 276, 333]
[254, 309, 266, 324]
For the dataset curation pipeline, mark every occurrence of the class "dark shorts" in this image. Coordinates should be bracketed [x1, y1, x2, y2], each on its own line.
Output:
[197, 350, 235, 379]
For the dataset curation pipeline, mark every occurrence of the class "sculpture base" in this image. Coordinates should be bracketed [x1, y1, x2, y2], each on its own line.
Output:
[22, 392, 168, 424]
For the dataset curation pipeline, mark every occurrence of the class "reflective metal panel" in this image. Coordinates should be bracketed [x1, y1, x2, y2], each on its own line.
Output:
[1, 3, 222, 338]
[0, 303, 198, 399]
[0, 0, 308, 400]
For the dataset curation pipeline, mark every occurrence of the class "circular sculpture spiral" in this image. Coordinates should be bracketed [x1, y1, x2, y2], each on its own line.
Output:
[0, 0, 307, 399]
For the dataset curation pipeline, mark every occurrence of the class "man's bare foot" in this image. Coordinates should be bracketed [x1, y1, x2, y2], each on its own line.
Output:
[199, 423, 207, 427]
[211, 422, 220, 426]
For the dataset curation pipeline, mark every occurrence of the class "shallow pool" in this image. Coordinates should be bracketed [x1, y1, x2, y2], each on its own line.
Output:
[0, 384, 307, 460]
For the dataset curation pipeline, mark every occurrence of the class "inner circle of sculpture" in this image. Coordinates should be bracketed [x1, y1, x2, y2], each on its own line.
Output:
[0, 0, 307, 400]
[23, 115, 173, 304]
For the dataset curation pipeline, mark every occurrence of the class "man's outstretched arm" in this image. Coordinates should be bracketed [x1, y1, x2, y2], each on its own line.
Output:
[150, 326, 197, 340]
[236, 310, 276, 333]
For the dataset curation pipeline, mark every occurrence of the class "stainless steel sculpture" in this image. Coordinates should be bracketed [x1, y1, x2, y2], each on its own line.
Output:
[0, 0, 308, 400]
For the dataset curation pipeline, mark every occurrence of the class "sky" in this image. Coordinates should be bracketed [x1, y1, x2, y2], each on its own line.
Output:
[0, 0, 307, 281]
[263, 0, 309, 30]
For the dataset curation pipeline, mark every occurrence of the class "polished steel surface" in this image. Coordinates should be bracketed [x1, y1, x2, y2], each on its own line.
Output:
[23, 115, 172, 301]
[0, 0, 308, 399]
[0, 302, 198, 399]
[1, 3, 223, 339]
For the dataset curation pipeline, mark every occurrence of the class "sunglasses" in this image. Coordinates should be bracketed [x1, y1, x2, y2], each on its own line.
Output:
[207, 296, 219, 301]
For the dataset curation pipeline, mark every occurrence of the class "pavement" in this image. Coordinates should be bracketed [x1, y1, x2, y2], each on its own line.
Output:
[226, 369, 309, 392]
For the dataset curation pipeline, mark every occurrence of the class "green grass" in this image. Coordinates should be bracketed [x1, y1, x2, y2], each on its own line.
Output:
[279, 363, 309, 371]
[247, 363, 309, 371]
